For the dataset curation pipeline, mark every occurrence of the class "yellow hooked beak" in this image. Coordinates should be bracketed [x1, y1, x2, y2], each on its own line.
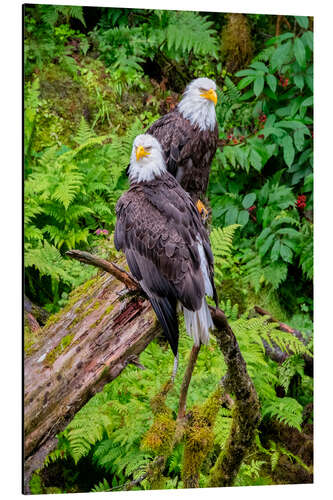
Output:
[136, 145, 150, 161]
[200, 88, 218, 106]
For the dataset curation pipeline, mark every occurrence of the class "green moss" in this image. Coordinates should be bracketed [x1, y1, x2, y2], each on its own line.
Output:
[24, 321, 42, 356]
[150, 379, 174, 416]
[182, 386, 223, 488]
[44, 333, 74, 366]
[44, 309, 64, 329]
[45, 487, 63, 494]
[141, 414, 176, 456]
[208, 389, 261, 487]
[140, 379, 176, 489]
[29, 471, 43, 495]
[91, 303, 115, 328]
[69, 300, 102, 329]
[220, 14, 253, 73]
[69, 277, 100, 301]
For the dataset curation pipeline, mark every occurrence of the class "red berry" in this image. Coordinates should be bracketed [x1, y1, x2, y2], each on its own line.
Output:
[258, 134, 264, 139]
[233, 138, 238, 144]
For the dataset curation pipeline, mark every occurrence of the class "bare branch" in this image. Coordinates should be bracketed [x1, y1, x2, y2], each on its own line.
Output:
[177, 344, 201, 420]
[66, 250, 139, 291]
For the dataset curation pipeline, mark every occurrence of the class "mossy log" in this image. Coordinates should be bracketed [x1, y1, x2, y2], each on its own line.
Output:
[23, 265, 160, 493]
[207, 309, 261, 487]
[24, 250, 261, 493]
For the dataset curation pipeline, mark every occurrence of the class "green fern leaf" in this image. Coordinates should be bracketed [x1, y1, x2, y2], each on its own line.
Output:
[262, 397, 303, 431]
[73, 117, 96, 145]
[166, 12, 218, 56]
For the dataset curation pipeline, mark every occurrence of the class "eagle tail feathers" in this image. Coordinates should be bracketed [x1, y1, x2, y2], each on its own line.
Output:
[183, 298, 214, 346]
[149, 295, 179, 356]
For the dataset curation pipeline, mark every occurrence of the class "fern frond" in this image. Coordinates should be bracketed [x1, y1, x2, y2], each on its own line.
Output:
[51, 165, 84, 210]
[242, 253, 263, 293]
[211, 224, 241, 259]
[166, 12, 218, 56]
[263, 261, 288, 289]
[214, 408, 233, 446]
[72, 117, 96, 145]
[261, 397, 303, 431]
[91, 478, 111, 493]
[278, 355, 305, 392]
[40, 5, 59, 26]
[253, 46, 275, 63]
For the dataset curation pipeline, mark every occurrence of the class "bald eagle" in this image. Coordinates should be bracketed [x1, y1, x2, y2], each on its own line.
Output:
[115, 134, 217, 355]
[146, 77, 218, 217]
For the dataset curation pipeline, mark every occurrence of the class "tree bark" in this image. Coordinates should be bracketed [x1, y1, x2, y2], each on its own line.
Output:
[207, 308, 261, 487]
[177, 345, 201, 419]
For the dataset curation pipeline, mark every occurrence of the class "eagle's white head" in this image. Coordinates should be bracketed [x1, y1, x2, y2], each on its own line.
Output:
[128, 134, 166, 183]
[178, 77, 217, 132]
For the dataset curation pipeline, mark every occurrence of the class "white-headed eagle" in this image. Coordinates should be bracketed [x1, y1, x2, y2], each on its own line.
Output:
[115, 134, 218, 355]
[146, 77, 218, 218]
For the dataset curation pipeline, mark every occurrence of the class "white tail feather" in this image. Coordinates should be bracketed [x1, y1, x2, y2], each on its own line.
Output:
[183, 299, 214, 346]
[181, 238, 215, 345]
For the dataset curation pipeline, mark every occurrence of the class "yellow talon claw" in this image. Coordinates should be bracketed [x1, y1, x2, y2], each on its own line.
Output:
[196, 199, 209, 222]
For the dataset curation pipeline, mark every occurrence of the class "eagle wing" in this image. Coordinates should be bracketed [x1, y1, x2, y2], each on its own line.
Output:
[146, 111, 193, 178]
[114, 173, 217, 354]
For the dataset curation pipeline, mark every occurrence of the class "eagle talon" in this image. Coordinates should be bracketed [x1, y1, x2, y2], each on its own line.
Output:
[196, 199, 209, 222]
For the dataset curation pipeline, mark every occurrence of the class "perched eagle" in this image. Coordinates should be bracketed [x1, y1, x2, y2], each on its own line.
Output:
[115, 134, 218, 355]
[146, 77, 218, 217]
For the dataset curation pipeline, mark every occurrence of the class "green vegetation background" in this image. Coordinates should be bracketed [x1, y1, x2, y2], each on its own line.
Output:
[24, 5, 313, 493]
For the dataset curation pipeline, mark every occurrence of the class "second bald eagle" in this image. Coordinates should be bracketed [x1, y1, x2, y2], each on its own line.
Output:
[147, 77, 218, 215]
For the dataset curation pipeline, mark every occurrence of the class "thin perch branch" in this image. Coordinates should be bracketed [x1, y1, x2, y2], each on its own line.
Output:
[177, 344, 201, 419]
[66, 250, 139, 291]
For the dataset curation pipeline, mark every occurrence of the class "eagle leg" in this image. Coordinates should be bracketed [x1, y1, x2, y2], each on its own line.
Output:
[196, 199, 209, 222]
[171, 352, 179, 382]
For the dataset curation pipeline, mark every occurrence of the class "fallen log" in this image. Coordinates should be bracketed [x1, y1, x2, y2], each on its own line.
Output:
[24, 250, 261, 493]
[23, 265, 160, 493]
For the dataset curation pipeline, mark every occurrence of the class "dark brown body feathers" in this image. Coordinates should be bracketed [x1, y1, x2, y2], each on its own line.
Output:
[146, 109, 218, 202]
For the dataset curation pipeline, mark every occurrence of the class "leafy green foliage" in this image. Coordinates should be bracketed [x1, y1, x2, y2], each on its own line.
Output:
[24, 109, 144, 309]
[210, 224, 240, 285]
[41, 304, 312, 490]
[210, 19, 313, 308]
[24, 5, 87, 77]
[94, 10, 218, 90]
[91, 478, 111, 492]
